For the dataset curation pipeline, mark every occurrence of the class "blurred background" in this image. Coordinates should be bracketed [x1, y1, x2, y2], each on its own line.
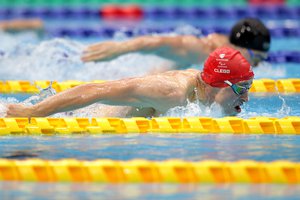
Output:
[0, 0, 300, 81]
[1, 1, 300, 200]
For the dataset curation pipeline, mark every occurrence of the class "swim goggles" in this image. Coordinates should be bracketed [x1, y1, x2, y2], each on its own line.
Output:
[247, 49, 268, 63]
[224, 80, 251, 96]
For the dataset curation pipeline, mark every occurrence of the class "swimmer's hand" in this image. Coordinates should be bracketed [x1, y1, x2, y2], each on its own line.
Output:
[81, 41, 121, 62]
[6, 104, 33, 118]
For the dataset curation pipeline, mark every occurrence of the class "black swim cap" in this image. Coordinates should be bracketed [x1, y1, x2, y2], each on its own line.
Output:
[229, 18, 270, 52]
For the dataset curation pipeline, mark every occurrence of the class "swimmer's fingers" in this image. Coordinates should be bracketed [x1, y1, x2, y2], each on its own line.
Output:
[85, 41, 116, 51]
[5, 104, 31, 118]
[82, 44, 108, 62]
[81, 51, 93, 62]
[81, 51, 114, 62]
[82, 46, 117, 62]
[81, 50, 106, 62]
[5, 104, 18, 117]
[85, 42, 104, 51]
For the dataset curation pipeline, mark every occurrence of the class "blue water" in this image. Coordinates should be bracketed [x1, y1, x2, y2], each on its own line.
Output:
[1, 182, 300, 200]
[242, 94, 300, 117]
[1, 10, 300, 200]
[1, 133, 300, 200]
[1, 134, 300, 161]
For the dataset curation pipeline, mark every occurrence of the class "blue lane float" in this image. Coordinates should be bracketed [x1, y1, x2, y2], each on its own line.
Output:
[267, 51, 300, 63]
[46, 26, 300, 38]
[1, 6, 300, 19]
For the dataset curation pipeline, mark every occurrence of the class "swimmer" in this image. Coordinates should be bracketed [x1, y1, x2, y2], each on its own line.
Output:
[82, 18, 270, 70]
[6, 47, 254, 118]
[0, 18, 43, 32]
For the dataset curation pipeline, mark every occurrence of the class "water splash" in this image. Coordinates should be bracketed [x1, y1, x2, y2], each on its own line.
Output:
[0, 97, 19, 117]
[0, 82, 57, 117]
[0, 37, 84, 80]
[273, 83, 291, 117]
[172, 24, 203, 36]
[277, 94, 291, 116]
[0, 35, 172, 81]
[239, 94, 291, 118]
[0, 31, 39, 54]
[162, 100, 224, 118]
[52, 103, 104, 118]
[0, 102, 8, 117]
[23, 81, 57, 105]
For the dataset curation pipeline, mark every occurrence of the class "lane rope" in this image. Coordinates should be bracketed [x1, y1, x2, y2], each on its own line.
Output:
[0, 79, 299, 93]
[0, 116, 299, 134]
[0, 159, 299, 183]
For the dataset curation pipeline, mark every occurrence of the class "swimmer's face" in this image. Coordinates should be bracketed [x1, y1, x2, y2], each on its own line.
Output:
[214, 79, 253, 115]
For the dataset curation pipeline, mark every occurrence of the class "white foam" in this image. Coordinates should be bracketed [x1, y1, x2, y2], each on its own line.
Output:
[0, 103, 7, 117]
[0, 34, 175, 81]
[163, 101, 224, 118]
[0, 97, 20, 117]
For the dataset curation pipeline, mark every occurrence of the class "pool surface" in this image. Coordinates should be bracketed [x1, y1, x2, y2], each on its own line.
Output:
[1, 182, 300, 200]
[1, 134, 300, 161]
[1, 1, 300, 200]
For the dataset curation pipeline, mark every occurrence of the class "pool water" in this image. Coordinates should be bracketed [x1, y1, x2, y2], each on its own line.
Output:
[1, 5, 300, 200]
[1, 134, 300, 161]
[1, 182, 300, 200]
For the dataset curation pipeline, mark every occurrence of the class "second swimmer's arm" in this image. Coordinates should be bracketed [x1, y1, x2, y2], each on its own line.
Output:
[82, 35, 204, 67]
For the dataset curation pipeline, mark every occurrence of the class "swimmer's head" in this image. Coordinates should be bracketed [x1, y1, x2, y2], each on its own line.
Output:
[201, 47, 254, 115]
[201, 47, 254, 87]
[229, 18, 270, 52]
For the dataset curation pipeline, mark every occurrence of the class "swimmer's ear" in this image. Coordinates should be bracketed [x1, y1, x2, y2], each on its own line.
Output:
[198, 77, 206, 87]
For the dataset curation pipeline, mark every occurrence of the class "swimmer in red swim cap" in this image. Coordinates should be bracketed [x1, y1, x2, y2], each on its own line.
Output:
[7, 47, 253, 118]
[201, 46, 254, 114]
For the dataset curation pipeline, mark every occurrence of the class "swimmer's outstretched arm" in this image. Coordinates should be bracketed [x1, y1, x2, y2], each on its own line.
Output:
[6, 75, 183, 118]
[0, 19, 43, 31]
[82, 35, 204, 68]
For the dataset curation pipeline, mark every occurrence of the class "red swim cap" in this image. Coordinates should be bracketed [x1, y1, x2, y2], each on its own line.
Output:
[201, 47, 254, 87]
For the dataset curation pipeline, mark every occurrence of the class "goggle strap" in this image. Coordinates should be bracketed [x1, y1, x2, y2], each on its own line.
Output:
[224, 80, 233, 86]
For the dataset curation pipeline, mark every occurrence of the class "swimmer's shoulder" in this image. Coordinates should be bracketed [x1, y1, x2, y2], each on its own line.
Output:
[207, 33, 226, 39]
[185, 68, 200, 73]
[162, 69, 200, 78]
[188, 33, 227, 45]
[206, 33, 230, 47]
